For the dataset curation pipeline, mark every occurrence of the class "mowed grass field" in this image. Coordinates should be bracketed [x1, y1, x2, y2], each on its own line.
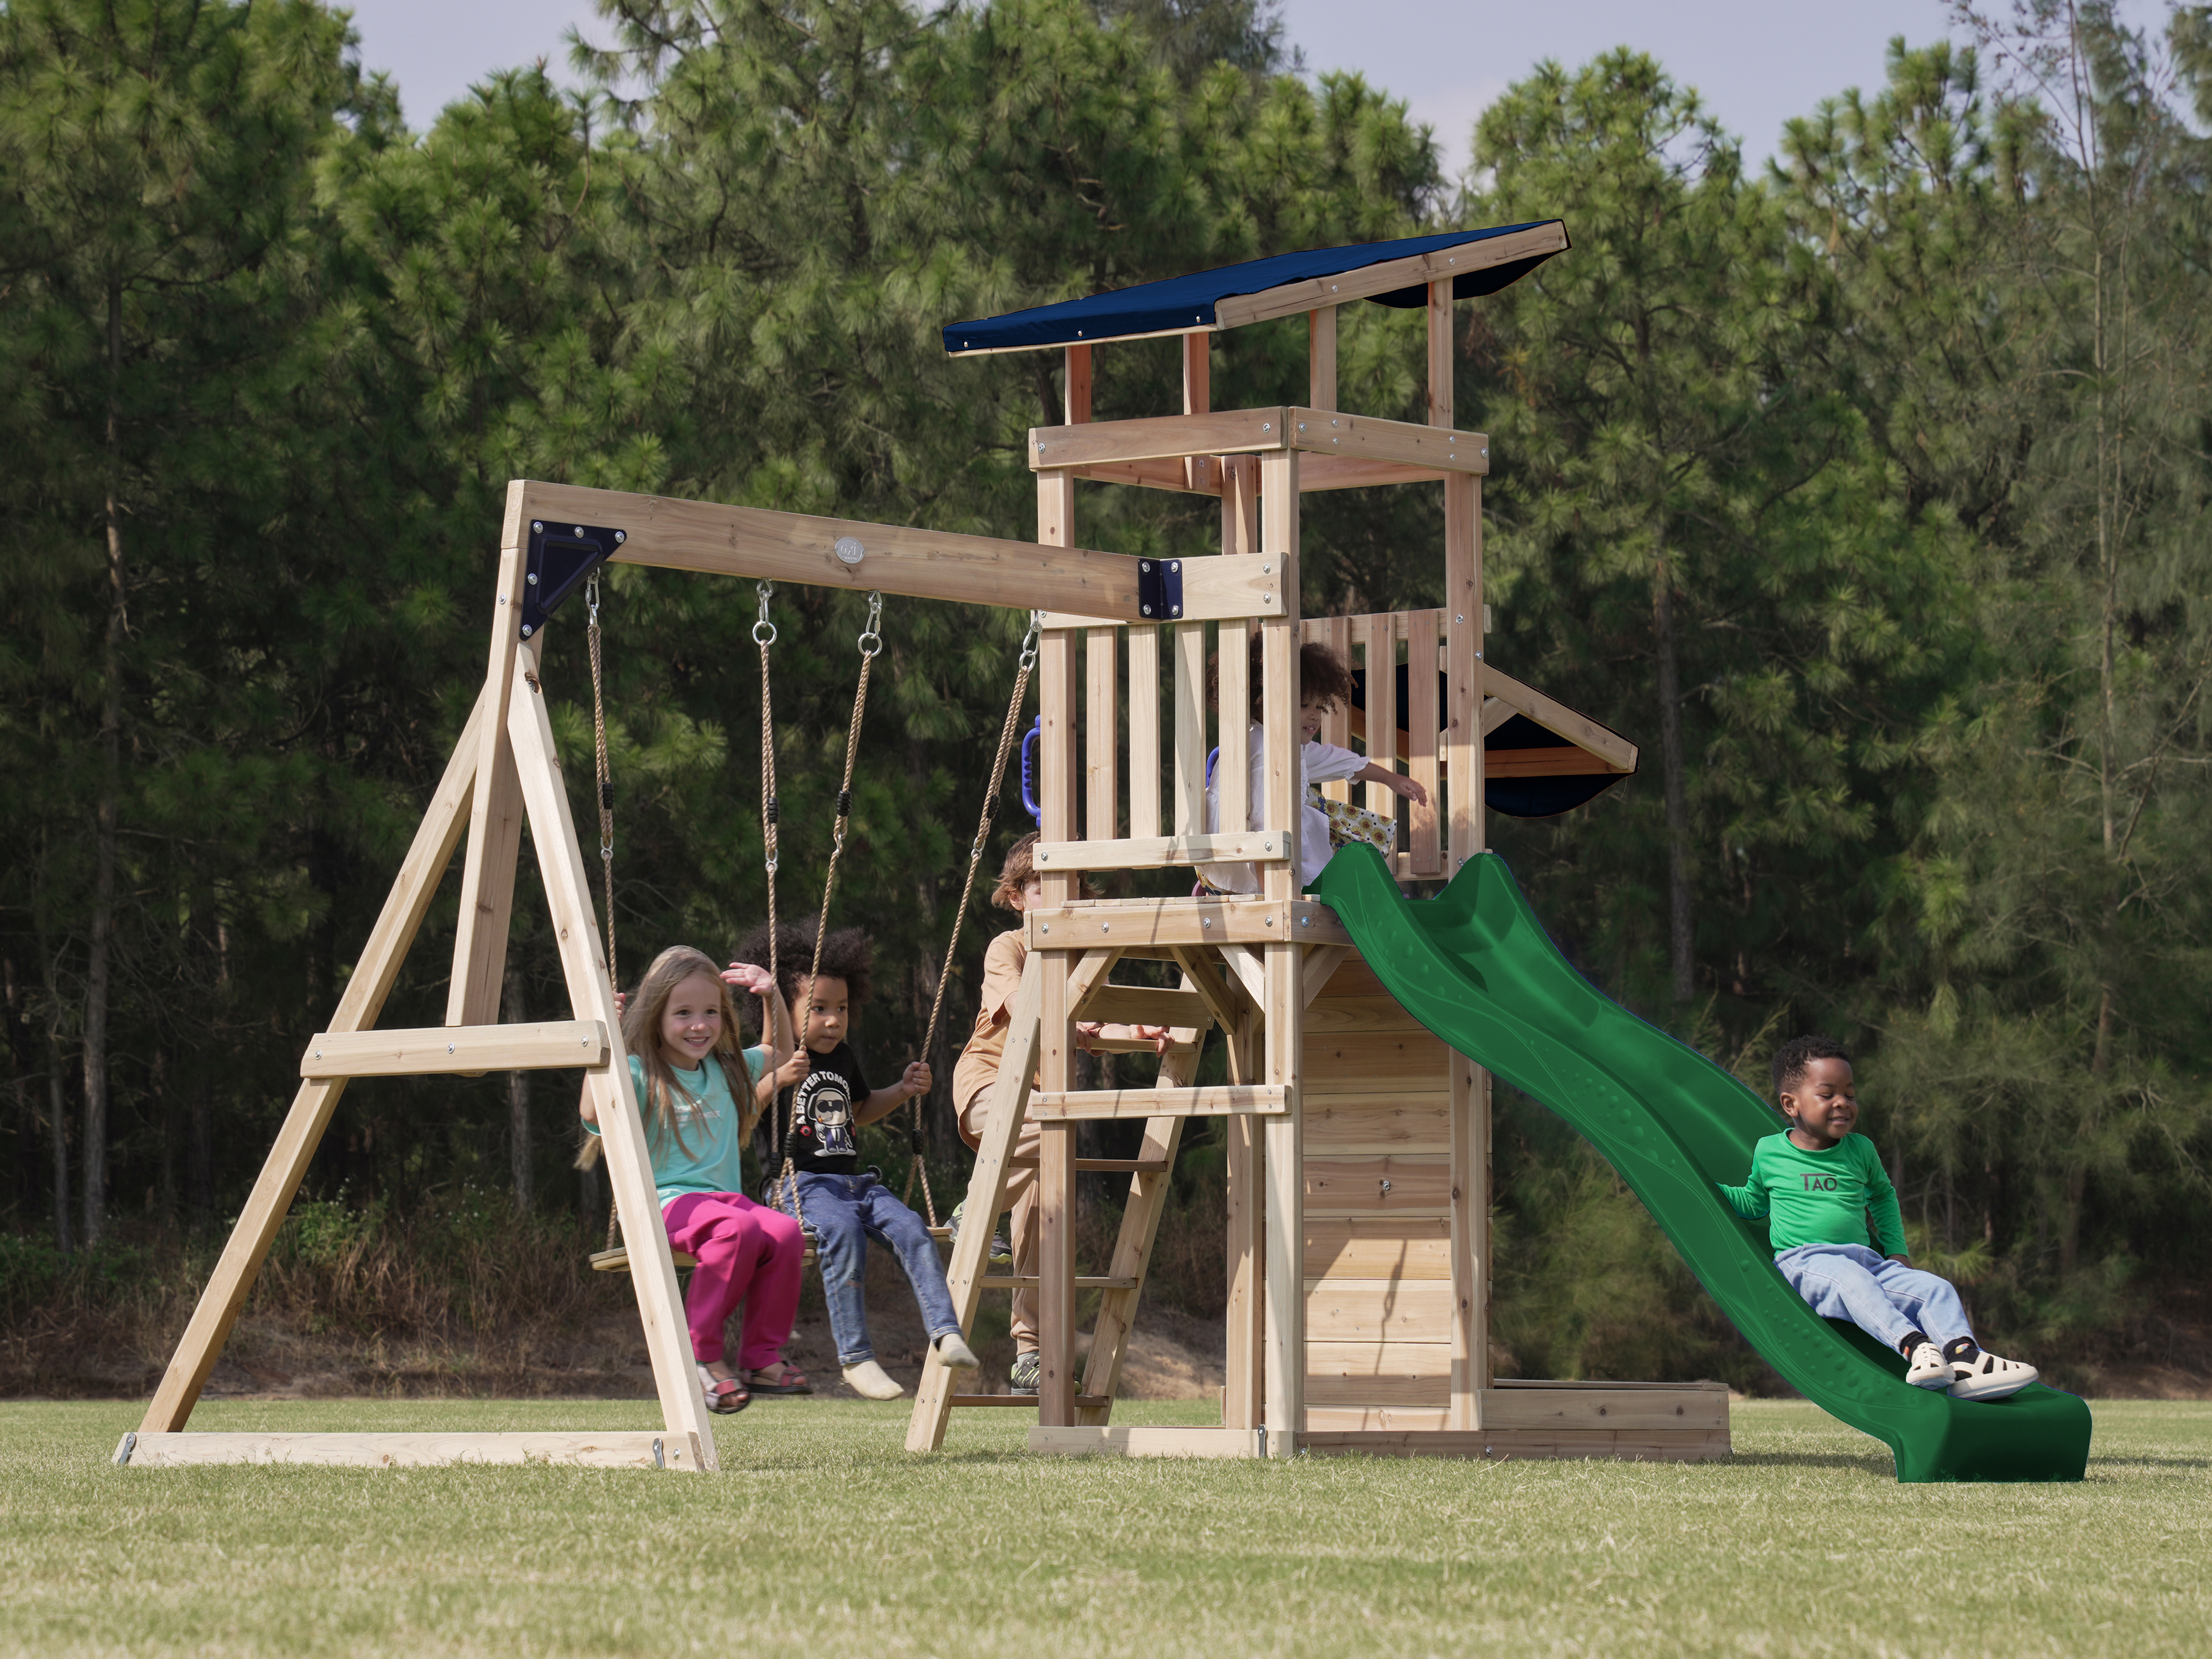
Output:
[1, 1397, 2206, 1658]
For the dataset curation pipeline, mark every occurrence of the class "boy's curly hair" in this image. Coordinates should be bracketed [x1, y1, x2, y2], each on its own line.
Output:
[1208, 632, 1359, 721]
[989, 831, 1099, 909]
[1771, 1034, 1853, 1098]
[732, 919, 873, 1013]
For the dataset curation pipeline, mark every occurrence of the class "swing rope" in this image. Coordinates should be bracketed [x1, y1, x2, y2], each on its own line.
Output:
[579, 573, 626, 1251]
[755, 581, 786, 1182]
[771, 592, 884, 1226]
[901, 608, 1046, 1227]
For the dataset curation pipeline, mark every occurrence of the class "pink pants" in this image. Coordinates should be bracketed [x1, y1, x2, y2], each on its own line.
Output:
[661, 1192, 805, 1369]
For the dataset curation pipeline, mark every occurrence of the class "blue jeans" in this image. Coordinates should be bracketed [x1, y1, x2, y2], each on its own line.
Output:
[796, 1170, 961, 1366]
[1773, 1241, 1973, 1350]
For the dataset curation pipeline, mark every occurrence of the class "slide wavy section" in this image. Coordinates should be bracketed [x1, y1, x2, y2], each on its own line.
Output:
[1308, 846, 2091, 1483]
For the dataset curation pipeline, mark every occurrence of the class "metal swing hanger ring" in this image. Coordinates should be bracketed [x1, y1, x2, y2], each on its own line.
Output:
[1019, 608, 1044, 670]
[753, 580, 778, 646]
[587, 573, 603, 623]
[857, 592, 885, 659]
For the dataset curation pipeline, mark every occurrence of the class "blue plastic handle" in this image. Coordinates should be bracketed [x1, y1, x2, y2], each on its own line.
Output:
[1020, 718, 1042, 825]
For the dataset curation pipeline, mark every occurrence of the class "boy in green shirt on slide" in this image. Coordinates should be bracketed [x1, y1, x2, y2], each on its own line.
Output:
[1720, 1035, 2038, 1401]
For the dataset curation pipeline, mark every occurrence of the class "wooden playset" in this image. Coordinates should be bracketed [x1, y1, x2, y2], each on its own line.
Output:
[119, 222, 1730, 1472]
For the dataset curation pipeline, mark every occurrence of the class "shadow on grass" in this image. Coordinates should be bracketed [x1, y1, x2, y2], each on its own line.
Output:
[1721, 1450, 1896, 1475]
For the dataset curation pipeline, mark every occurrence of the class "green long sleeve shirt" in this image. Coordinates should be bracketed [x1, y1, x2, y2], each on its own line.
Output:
[1718, 1131, 1908, 1257]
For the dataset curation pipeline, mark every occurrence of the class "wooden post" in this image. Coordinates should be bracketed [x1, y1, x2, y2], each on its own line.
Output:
[1259, 448, 1303, 1456]
[446, 489, 531, 1024]
[1434, 276, 1491, 1426]
[1172, 624, 1207, 834]
[505, 638, 717, 1465]
[1309, 306, 1337, 412]
[1039, 953, 1076, 1425]
[1065, 342, 1092, 426]
[140, 691, 491, 1432]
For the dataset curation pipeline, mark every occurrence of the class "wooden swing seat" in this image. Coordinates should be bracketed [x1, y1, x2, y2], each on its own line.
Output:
[589, 1225, 951, 1275]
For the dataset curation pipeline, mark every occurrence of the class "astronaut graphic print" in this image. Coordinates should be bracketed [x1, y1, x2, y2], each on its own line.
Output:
[775, 1040, 869, 1175]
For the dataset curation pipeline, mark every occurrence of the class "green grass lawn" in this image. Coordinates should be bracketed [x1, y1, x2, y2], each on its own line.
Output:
[1, 1396, 2206, 1657]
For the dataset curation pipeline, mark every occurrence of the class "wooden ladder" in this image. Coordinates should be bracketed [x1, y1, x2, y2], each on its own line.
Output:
[905, 949, 1218, 1448]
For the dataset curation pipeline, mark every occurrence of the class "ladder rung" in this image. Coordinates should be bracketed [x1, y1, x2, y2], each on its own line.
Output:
[948, 1394, 1110, 1408]
[977, 1276, 1139, 1291]
[1029, 1084, 1287, 1120]
[1007, 1157, 1171, 1173]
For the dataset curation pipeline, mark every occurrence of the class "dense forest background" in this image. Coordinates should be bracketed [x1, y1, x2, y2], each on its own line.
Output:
[2, 0, 2208, 1391]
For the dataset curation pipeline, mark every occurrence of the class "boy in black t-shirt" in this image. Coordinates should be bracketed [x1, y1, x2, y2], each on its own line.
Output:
[739, 922, 979, 1400]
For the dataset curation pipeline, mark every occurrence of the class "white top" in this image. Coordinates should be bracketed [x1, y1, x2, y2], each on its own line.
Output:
[1199, 723, 1365, 894]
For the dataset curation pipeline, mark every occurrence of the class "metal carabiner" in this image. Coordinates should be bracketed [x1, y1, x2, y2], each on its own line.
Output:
[586, 573, 601, 624]
[1019, 608, 1044, 671]
[754, 580, 778, 646]
[857, 591, 885, 659]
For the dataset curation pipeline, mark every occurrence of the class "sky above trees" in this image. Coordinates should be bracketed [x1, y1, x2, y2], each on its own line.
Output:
[343, 0, 2032, 170]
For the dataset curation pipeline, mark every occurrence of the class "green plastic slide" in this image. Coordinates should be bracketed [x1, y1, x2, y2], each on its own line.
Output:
[1308, 846, 2093, 1483]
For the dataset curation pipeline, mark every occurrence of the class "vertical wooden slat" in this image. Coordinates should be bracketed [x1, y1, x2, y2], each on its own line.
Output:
[1085, 628, 1118, 841]
[1183, 330, 1212, 491]
[1362, 613, 1400, 825]
[1172, 622, 1207, 836]
[1127, 625, 1161, 839]
[1309, 306, 1338, 411]
[446, 487, 531, 1024]
[1319, 614, 1352, 801]
[1038, 953, 1075, 1426]
[1258, 450, 1304, 1457]
[1406, 612, 1442, 875]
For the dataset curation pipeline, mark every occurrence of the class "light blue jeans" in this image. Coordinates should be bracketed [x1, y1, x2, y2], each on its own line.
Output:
[1773, 1241, 1973, 1351]
[796, 1170, 961, 1366]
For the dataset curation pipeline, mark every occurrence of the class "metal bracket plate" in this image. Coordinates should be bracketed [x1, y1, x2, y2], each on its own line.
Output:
[521, 520, 627, 638]
[1137, 557, 1183, 622]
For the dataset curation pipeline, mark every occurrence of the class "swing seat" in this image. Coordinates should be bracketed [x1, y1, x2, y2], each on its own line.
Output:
[592, 1244, 823, 1272]
[589, 1245, 698, 1274]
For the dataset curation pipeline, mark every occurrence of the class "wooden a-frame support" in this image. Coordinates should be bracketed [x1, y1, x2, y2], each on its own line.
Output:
[123, 487, 714, 1472]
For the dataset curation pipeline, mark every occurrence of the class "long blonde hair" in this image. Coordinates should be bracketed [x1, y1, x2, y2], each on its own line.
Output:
[622, 946, 759, 1155]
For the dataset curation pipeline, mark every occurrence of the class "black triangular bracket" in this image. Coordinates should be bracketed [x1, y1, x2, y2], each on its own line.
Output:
[1137, 556, 1183, 622]
[520, 519, 627, 639]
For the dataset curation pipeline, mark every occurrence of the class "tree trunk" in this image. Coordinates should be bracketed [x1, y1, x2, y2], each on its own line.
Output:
[190, 1079, 213, 1232]
[507, 961, 533, 1214]
[84, 275, 127, 1247]
[49, 1032, 71, 1256]
[1653, 538, 1695, 1003]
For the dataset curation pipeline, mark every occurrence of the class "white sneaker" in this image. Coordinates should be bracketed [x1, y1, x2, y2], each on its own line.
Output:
[1949, 1350, 2038, 1401]
[935, 1332, 980, 1369]
[842, 1359, 906, 1400]
[1905, 1342, 1953, 1390]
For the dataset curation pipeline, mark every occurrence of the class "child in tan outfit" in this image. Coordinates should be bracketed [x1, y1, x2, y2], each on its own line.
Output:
[951, 834, 1166, 1394]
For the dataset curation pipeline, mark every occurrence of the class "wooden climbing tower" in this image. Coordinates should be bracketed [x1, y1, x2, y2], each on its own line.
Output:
[908, 223, 1730, 1460]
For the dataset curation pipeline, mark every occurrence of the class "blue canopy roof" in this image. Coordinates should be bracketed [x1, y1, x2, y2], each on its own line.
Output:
[943, 222, 1566, 356]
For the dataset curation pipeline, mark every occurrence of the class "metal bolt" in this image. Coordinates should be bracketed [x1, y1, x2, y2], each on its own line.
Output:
[1039, 851, 1050, 861]
[1141, 561, 1151, 572]
[447, 1043, 456, 1054]
[1042, 924, 1051, 935]
[1142, 605, 1153, 615]
[1171, 562, 1180, 572]
[1100, 923, 1110, 933]
[1481, 447, 1489, 458]
[1455, 614, 1464, 624]
[1265, 915, 1275, 926]
[1301, 916, 1311, 927]
[1331, 284, 1338, 292]
[527, 572, 539, 585]
[520, 624, 533, 637]
[1261, 422, 1271, 432]
[1262, 564, 1272, 575]
[1298, 423, 1306, 431]
[532, 521, 543, 533]
[572, 526, 583, 536]
[1476, 651, 1484, 661]
[1202, 917, 1213, 929]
